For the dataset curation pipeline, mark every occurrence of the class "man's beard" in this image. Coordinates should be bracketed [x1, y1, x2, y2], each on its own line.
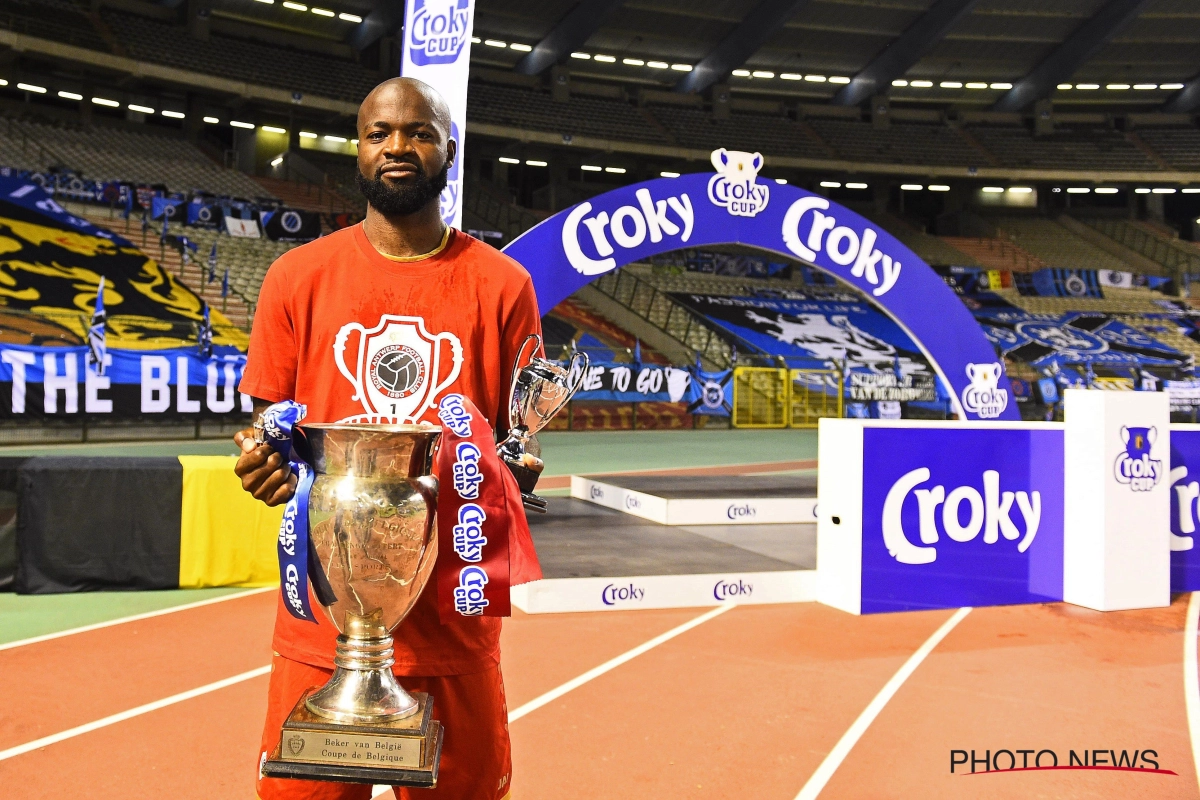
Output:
[355, 160, 449, 216]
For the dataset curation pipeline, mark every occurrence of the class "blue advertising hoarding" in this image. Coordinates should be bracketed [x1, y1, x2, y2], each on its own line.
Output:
[503, 162, 1019, 421]
[860, 427, 1065, 612]
[1170, 427, 1200, 591]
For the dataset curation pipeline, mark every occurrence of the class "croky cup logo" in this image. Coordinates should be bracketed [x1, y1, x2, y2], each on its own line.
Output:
[961, 362, 1009, 419]
[407, 0, 472, 66]
[707, 148, 769, 218]
[1114, 426, 1161, 491]
[334, 315, 463, 424]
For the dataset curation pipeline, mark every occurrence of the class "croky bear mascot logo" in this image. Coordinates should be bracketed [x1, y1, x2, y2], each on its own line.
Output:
[1114, 425, 1162, 492]
[334, 315, 463, 423]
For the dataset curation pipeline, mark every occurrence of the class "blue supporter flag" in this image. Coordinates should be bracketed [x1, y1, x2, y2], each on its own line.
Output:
[207, 241, 218, 283]
[198, 301, 213, 358]
[179, 235, 198, 265]
[151, 195, 184, 221]
[87, 277, 107, 376]
[633, 339, 642, 368]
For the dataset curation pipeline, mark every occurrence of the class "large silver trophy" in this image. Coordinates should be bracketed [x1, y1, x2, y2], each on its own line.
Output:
[497, 334, 588, 512]
[262, 334, 585, 787]
[262, 423, 445, 787]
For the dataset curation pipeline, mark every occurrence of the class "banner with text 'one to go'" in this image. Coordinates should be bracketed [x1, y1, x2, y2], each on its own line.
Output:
[400, 0, 475, 230]
[0, 344, 250, 419]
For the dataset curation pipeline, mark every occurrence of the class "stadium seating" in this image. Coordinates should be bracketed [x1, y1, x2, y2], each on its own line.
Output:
[100, 11, 379, 104]
[648, 104, 831, 159]
[986, 216, 1131, 272]
[807, 119, 984, 166]
[966, 124, 1158, 171]
[0, 117, 265, 198]
[467, 83, 669, 145]
[0, 0, 108, 52]
[1133, 126, 1200, 170]
[859, 211, 981, 267]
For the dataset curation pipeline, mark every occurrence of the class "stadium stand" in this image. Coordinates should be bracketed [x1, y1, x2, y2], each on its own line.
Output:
[0, 0, 108, 52]
[1077, 216, 1200, 279]
[468, 82, 669, 145]
[1133, 126, 1200, 171]
[648, 104, 832, 159]
[251, 176, 359, 216]
[859, 211, 981, 267]
[985, 216, 1132, 272]
[938, 236, 1045, 272]
[0, 116, 265, 197]
[807, 119, 983, 167]
[100, 10, 379, 104]
[966, 124, 1159, 171]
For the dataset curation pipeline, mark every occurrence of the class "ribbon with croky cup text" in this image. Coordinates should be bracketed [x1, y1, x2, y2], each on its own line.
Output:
[258, 400, 322, 624]
[434, 393, 538, 621]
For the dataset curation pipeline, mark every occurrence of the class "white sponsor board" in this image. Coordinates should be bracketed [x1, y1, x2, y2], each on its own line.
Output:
[571, 475, 817, 525]
[400, 0, 475, 229]
[510, 570, 816, 614]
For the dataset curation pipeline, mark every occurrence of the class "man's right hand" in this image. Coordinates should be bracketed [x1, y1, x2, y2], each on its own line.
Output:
[233, 427, 297, 507]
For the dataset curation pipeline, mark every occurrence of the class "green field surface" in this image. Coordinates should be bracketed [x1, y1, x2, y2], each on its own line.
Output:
[0, 429, 819, 474]
[0, 587, 252, 646]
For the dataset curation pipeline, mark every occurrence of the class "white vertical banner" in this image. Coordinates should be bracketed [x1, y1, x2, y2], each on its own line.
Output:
[400, 0, 476, 230]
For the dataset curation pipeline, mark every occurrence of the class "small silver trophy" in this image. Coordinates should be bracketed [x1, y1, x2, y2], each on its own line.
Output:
[497, 334, 588, 512]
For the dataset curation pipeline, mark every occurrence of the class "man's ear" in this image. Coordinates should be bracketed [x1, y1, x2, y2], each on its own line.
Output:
[445, 137, 458, 169]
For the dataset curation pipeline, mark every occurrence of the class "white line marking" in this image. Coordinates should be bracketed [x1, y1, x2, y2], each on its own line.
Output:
[507, 603, 736, 722]
[0, 587, 275, 652]
[794, 606, 972, 800]
[0, 665, 271, 762]
[1185, 592, 1200, 795]
[371, 604, 737, 798]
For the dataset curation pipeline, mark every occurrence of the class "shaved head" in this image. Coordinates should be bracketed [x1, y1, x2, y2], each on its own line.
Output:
[358, 77, 452, 140]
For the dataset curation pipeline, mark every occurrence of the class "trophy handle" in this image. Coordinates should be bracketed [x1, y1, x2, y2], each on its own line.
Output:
[333, 323, 366, 403]
[507, 334, 542, 432]
[534, 350, 590, 431]
[566, 350, 590, 400]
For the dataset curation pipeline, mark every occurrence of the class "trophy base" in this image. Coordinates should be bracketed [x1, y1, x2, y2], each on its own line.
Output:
[503, 460, 548, 513]
[262, 689, 442, 787]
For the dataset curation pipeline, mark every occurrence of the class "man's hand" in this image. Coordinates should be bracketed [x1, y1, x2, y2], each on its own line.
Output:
[233, 427, 297, 507]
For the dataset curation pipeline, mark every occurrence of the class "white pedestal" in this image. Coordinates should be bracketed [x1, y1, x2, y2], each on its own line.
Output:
[816, 419, 864, 614]
[1063, 389, 1170, 611]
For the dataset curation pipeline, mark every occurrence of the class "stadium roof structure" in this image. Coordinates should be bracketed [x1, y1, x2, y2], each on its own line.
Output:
[0, 0, 1197, 186]
[473, 0, 1199, 112]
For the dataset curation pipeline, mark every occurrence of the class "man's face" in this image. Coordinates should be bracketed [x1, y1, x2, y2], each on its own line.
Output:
[355, 85, 455, 216]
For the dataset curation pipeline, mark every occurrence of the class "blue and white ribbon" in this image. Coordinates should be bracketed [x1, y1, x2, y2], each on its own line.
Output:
[258, 400, 319, 624]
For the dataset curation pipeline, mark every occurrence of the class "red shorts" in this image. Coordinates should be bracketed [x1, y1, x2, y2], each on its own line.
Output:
[257, 655, 512, 800]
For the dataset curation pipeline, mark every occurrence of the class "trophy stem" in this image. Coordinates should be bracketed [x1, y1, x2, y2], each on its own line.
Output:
[306, 612, 419, 723]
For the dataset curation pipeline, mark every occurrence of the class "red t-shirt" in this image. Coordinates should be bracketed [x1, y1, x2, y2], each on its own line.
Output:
[240, 224, 542, 675]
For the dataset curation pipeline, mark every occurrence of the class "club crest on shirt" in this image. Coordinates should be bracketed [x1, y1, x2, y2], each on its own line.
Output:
[334, 314, 463, 423]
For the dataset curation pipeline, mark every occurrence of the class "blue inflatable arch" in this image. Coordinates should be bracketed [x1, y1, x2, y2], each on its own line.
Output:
[502, 170, 1018, 421]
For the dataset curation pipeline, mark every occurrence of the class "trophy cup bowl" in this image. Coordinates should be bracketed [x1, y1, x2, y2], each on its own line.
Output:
[498, 335, 588, 512]
[263, 423, 446, 786]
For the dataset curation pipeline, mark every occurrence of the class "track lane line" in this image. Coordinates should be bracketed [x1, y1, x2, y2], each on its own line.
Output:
[793, 607, 972, 800]
[372, 604, 738, 798]
[0, 665, 271, 762]
[1185, 592, 1200, 795]
[0, 586, 275, 652]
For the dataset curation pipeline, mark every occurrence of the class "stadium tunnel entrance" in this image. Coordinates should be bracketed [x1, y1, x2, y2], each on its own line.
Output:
[502, 170, 1019, 421]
